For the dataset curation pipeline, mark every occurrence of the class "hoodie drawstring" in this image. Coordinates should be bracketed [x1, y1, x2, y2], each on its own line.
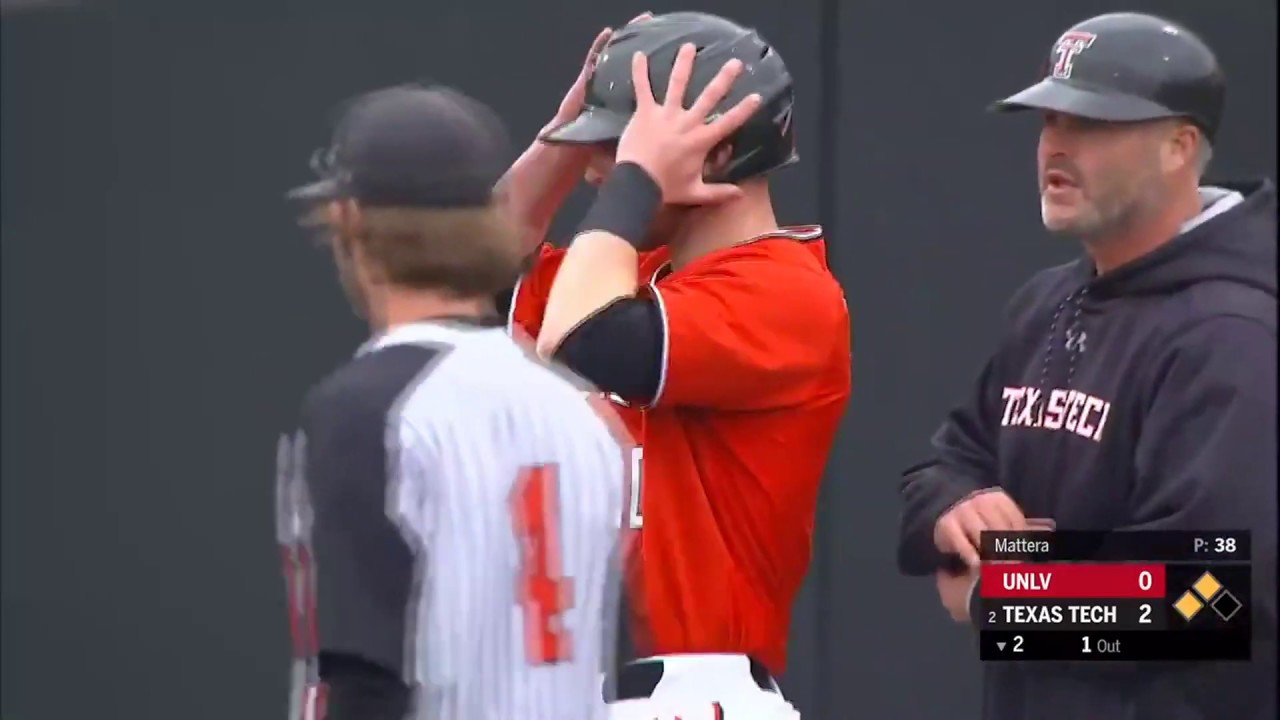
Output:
[1040, 286, 1089, 394]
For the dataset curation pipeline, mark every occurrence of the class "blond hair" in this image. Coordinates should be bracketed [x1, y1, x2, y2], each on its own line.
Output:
[341, 203, 523, 298]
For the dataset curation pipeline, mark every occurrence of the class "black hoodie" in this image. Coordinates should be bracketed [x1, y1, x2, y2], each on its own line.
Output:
[898, 180, 1277, 720]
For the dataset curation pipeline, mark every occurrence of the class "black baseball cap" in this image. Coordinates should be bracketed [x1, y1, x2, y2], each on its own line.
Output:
[287, 83, 511, 208]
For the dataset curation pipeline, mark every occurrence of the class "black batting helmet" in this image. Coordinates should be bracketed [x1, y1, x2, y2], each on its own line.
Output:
[991, 13, 1226, 142]
[540, 12, 798, 183]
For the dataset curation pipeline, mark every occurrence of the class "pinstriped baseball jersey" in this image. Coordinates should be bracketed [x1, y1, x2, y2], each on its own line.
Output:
[277, 317, 626, 720]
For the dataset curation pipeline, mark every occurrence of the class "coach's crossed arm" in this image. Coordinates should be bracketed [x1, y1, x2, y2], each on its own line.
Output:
[898, 353, 1009, 576]
[1089, 318, 1278, 672]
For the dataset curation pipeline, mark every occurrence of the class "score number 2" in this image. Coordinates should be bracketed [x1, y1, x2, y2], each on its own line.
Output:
[509, 464, 574, 665]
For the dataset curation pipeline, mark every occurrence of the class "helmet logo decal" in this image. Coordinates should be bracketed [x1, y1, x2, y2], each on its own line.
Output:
[1051, 31, 1097, 80]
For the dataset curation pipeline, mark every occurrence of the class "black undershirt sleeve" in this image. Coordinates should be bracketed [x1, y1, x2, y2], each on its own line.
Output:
[551, 297, 663, 405]
[495, 246, 663, 403]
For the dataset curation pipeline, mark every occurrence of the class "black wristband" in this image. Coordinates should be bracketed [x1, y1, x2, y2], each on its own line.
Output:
[576, 162, 663, 249]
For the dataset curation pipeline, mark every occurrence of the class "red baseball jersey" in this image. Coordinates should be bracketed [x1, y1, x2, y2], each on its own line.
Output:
[509, 226, 851, 673]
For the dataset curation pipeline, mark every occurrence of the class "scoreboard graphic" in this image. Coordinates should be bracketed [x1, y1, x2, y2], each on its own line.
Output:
[979, 530, 1252, 661]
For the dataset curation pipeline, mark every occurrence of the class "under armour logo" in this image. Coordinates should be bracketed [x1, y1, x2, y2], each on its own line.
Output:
[1064, 328, 1087, 353]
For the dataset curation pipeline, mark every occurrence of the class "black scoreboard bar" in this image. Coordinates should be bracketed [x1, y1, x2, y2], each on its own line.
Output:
[981, 530, 1250, 562]
[980, 629, 1252, 661]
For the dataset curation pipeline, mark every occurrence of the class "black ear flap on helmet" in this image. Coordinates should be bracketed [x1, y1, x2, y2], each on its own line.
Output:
[542, 12, 799, 184]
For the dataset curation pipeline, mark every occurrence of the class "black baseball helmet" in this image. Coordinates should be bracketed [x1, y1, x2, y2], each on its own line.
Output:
[541, 12, 798, 183]
[991, 13, 1226, 142]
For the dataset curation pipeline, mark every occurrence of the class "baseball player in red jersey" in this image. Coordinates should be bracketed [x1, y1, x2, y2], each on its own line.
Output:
[497, 12, 850, 719]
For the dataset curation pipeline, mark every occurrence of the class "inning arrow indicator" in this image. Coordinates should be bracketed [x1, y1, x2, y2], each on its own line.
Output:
[996, 642, 1007, 651]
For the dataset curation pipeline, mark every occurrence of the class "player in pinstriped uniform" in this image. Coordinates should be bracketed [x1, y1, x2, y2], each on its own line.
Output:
[277, 83, 627, 720]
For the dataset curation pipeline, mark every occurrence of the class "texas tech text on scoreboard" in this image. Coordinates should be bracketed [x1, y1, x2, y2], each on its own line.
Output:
[977, 530, 1252, 661]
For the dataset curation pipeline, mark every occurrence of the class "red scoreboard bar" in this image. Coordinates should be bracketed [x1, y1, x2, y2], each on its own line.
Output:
[980, 563, 1165, 599]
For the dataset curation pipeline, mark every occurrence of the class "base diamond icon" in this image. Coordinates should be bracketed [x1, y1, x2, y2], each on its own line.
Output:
[1211, 590, 1243, 621]
[1174, 591, 1204, 621]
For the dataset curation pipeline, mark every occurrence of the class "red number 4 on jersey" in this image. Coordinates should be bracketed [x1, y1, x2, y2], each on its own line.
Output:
[509, 464, 575, 665]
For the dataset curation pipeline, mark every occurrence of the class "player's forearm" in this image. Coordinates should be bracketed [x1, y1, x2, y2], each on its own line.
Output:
[536, 163, 659, 358]
[537, 234, 638, 357]
[497, 139, 586, 255]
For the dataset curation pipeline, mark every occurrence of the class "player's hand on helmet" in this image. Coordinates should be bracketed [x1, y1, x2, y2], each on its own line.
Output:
[510, 14, 653, 237]
[933, 489, 1028, 567]
[546, 13, 653, 132]
[616, 43, 763, 205]
[546, 27, 612, 133]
